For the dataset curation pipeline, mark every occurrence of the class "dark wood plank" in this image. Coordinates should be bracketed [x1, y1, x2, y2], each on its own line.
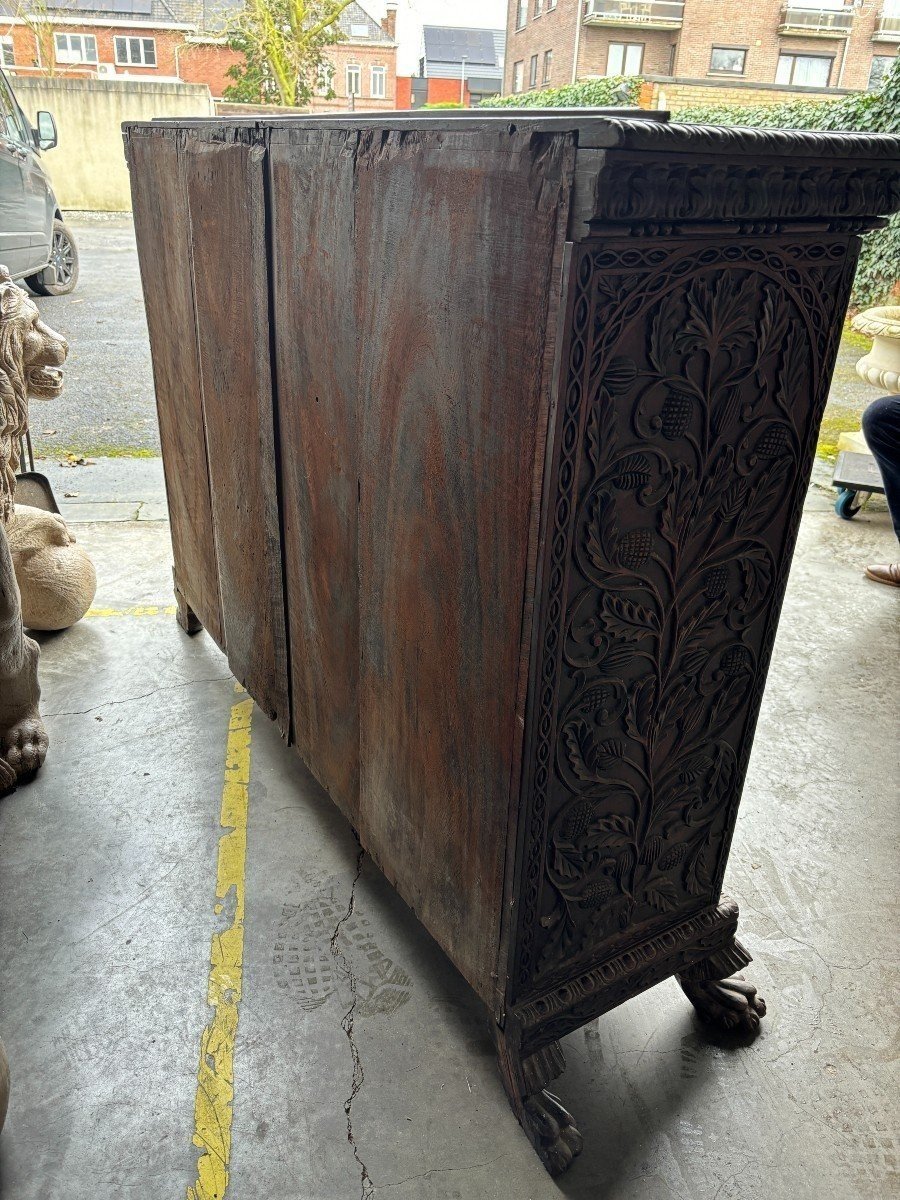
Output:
[354, 129, 576, 1001]
[183, 130, 289, 732]
[268, 128, 360, 816]
[124, 128, 223, 646]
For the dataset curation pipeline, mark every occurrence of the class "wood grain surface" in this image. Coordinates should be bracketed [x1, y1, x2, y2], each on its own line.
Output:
[268, 128, 361, 815]
[125, 129, 223, 647]
[353, 129, 575, 999]
[182, 131, 289, 732]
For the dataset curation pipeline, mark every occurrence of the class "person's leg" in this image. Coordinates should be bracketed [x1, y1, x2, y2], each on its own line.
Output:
[861, 394, 900, 585]
[862, 394, 900, 541]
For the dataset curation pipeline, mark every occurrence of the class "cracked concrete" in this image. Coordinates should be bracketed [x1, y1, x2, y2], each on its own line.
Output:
[0, 486, 897, 1200]
[330, 846, 374, 1200]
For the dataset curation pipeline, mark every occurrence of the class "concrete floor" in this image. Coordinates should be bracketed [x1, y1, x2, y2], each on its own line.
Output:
[0, 486, 897, 1199]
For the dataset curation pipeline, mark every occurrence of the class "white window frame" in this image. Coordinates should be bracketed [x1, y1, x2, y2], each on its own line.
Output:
[54, 32, 98, 65]
[543, 48, 553, 83]
[0, 36, 13, 68]
[316, 61, 335, 95]
[512, 60, 524, 92]
[607, 42, 644, 76]
[346, 63, 361, 97]
[370, 64, 386, 99]
[114, 36, 157, 67]
[775, 52, 832, 87]
[516, 0, 528, 30]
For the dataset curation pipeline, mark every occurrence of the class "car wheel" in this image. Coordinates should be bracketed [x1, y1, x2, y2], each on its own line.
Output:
[25, 219, 79, 296]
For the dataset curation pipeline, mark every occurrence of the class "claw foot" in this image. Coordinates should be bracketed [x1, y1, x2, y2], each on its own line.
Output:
[680, 973, 766, 1034]
[523, 1090, 584, 1176]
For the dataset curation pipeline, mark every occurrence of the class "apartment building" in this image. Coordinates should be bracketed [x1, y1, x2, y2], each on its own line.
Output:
[0, 0, 397, 107]
[505, 0, 900, 96]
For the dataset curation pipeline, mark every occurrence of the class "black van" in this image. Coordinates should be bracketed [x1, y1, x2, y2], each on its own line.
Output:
[0, 67, 78, 295]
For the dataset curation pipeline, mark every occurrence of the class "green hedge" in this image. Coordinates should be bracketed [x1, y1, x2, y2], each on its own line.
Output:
[479, 77, 642, 109]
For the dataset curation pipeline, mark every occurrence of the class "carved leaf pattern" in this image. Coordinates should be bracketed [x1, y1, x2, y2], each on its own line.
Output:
[533, 253, 819, 984]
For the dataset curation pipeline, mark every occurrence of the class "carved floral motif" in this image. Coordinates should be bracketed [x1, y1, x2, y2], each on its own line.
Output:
[515, 238, 856, 996]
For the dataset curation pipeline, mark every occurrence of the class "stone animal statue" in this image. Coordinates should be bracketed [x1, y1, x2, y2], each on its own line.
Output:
[0, 267, 68, 792]
[8, 505, 96, 631]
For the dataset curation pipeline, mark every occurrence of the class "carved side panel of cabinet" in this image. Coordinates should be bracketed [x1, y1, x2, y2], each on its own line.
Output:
[510, 233, 859, 1019]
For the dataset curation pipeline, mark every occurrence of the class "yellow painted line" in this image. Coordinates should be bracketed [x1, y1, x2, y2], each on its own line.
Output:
[187, 686, 253, 1200]
[85, 604, 178, 619]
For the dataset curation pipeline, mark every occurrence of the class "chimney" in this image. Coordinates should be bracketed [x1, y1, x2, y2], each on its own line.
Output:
[383, 1, 397, 41]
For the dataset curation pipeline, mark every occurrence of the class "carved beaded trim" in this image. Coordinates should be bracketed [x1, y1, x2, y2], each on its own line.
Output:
[514, 901, 739, 1048]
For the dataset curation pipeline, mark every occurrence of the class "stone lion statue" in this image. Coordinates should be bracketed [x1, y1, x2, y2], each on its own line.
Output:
[0, 267, 70, 793]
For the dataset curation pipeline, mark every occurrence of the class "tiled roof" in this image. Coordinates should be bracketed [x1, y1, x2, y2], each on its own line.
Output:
[0, 0, 385, 37]
[337, 0, 392, 43]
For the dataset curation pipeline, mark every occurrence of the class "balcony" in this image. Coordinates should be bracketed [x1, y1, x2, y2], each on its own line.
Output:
[778, 6, 854, 37]
[582, 0, 685, 31]
[872, 11, 900, 41]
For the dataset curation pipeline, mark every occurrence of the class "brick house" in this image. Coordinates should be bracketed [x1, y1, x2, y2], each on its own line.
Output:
[0, 0, 397, 106]
[396, 25, 505, 108]
[504, 0, 900, 99]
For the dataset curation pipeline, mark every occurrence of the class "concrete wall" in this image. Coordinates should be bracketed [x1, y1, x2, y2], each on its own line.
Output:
[12, 76, 213, 211]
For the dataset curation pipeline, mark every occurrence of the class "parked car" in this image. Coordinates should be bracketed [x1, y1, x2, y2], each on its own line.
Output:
[0, 68, 78, 296]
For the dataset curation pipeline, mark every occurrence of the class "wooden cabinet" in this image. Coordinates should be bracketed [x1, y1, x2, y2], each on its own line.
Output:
[125, 113, 900, 1174]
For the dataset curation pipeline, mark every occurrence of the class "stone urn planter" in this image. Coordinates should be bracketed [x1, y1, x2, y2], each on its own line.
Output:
[852, 306, 900, 394]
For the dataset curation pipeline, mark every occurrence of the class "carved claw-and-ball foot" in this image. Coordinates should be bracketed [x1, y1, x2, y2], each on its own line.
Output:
[523, 1090, 584, 1176]
[679, 973, 767, 1034]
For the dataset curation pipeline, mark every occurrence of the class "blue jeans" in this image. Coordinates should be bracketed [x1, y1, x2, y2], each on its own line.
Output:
[862, 394, 900, 545]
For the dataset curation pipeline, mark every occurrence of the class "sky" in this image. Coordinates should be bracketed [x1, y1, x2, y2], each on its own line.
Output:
[365, 0, 508, 75]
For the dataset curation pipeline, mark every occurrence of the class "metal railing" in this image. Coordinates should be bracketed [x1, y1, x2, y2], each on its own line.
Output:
[778, 6, 854, 35]
[583, 0, 685, 28]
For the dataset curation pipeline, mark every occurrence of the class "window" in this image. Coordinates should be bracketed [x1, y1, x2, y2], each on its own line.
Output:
[350, 23, 369, 38]
[534, 0, 543, 15]
[0, 36, 13, 68]
[543, 48, 553, 83]
[529, 53, 538, 88]
[114, 36, 157, 67]
[607, 42, 643, 76]
[54, 33, 98, 65]
[869, 55, 895, 89]
[516, 0, 528, 29]
[775, 53, 832, 87]
[346, 64, 361, 96]
[709, 46, 746, 75]
[0, 74, 26, 144]
[371, 64, 386, 99]
[548, 0, 557, 8]
[512, 60, 524, 92]
[316, 62, 335, 95]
